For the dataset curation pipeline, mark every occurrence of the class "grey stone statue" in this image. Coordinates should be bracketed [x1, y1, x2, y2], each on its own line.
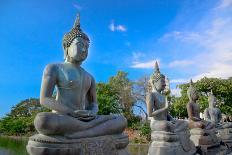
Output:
[146, 62, 195, 155]
[187, 80, 215, 130]
[186, 80, 220, 150]
[204, 90, 232, 144]
[27, 14, 129, 155]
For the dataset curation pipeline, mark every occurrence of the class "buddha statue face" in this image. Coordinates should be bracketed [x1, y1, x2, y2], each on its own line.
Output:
[152, 77, 166, 92]
[208, 94, 217, 108]
[66, 37, 89, 62]
[187, 88, 199, 102]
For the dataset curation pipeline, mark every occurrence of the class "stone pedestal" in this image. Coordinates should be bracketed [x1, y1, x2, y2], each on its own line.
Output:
[148, 131, 196, 155]
[190, 128, 222, 155]
[217, 128, 232, 154]
[190, 128, 219, 146]
[27, 133, 129, 155]
[217, 128, 232, 143]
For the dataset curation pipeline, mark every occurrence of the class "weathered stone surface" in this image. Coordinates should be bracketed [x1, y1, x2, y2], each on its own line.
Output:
[146, 63, 196, 155]
[190, 128, 219, 146]
[148, 131, 196, 155]
[27, 134, 129, 155]
[26, 13, 129, 155]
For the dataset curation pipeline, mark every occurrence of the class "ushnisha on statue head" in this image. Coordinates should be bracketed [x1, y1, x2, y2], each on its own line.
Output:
[208, 90, 217, 108]
[150, 61, 166, 92]
[187, 79, 199, 102]
[62, 13, 90, 63]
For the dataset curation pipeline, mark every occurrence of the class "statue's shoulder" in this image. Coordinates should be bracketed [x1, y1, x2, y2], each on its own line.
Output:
[43, 63, 61, 76]
[81, 67, 95, 82]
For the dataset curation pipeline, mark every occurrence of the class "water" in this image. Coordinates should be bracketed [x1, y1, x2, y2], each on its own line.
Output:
[0, 136, 149, 155]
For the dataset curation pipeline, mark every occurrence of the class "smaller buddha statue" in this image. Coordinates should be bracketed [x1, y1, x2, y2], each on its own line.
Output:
[146, 62, 195, 155]
[187, 80, 219, 147]
[204, 90, 222, 127]
[204, 90, 232, 143]
[187, 80, 214, 130]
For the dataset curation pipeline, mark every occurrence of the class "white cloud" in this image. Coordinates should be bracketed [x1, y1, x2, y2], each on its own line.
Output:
[171, 88, 181, 97]
[130, 60, 158, 69]
[215, 0, 232, 9]
[109, 21, 127, 32]
[161, 0, 232, 81]
[168, 60, 194, 68]
[132, 52, 145, 60]
[161, 31, 201, 42]
[170, 78, 188, 84]
[73, 3, 82, 10]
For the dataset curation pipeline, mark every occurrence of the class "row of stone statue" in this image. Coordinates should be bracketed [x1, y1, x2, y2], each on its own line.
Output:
[146, 61, 232, 155]
[26, 14, 231, 155]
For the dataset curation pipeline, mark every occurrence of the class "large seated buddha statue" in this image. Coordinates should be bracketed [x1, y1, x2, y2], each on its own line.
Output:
[204, 90, 232, 144]
[146, 62, 196, 155]
[187, 80, 219, 148]
[26, 14, 129, 155]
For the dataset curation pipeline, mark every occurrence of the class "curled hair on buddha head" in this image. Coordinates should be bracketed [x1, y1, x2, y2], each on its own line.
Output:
[187, 79, 197, 100]
[62, 13, 90, 59]
[150, 61, 165, 85]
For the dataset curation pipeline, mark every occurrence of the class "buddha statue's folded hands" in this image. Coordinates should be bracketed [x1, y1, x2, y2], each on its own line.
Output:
[70, 110, 96, 121]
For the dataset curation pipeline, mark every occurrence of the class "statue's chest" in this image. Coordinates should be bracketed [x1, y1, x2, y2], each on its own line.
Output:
[57, 66, 91, 90]
[209, 108, 220, 118]
[193, 103, 200, 113]
[154, 93, 165, 108]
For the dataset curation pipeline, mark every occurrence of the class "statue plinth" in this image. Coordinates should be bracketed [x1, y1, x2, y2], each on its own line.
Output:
[217, 128, 232, 143]
[148, 130, 196, 155]
[27, 133, 129, 155]
[190, 128, 219, 146]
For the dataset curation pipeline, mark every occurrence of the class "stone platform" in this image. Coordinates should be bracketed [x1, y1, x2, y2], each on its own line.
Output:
[148, 131, 196, 155]
[27, 134, 129, 155]
[190, 128, 223, 155]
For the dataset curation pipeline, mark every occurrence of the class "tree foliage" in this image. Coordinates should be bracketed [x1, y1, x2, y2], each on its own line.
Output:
[0, 98, 49, 135]
[96, 83, 122, 115]
[170, 77, 232, 118]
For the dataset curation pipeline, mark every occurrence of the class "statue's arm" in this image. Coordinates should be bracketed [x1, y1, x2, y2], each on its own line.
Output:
[187, 103, 201, 121]
[87, 76, 98, 115]
[40, 64, 74, 115]
[146, 93, 168, 117]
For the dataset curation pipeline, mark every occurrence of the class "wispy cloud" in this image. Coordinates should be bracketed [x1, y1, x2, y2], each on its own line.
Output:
[73, 3, 82, 10]
[215, 0, 232, 9]
[171, 88, 181, 97]
[130, 60, 158, 69]
[161, 0, 232, 81]
[109, 21, 127, 32]
[168, 60, 194, 68]
[170, 78, 188, 84]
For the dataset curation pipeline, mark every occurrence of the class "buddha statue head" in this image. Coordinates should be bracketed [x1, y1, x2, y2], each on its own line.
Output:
[208, 90, 217, 108]
[62, 13, 90, 63]
[150, 61, 166, 92]
[187, 79, 199, 102]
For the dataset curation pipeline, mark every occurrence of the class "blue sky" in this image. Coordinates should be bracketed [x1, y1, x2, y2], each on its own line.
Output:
[0, 0, 232, 117]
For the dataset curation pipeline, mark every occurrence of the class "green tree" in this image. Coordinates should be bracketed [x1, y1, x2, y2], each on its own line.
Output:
[108, 71, 137, 125]
[0, 98, 49, 135]
[170, 77, 232, 118]
[96, 83, 122, 115]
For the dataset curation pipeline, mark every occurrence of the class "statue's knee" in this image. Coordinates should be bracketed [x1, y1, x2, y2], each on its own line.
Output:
[34, 113, 53, 134]
[117, 116, 127, 128]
